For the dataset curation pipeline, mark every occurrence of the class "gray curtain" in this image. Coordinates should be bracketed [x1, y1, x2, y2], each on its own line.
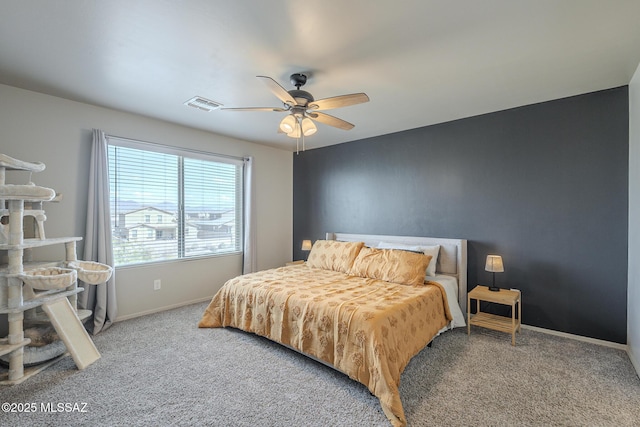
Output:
[242, 156, 256, 274]
[78, 129, 117, 334]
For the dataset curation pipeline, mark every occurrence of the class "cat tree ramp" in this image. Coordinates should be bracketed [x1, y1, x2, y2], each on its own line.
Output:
[0, 153, 112, 384]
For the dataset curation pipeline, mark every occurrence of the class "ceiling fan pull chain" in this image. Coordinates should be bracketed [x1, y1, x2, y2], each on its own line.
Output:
[300, 115, 305, 152]
[296, 116, 301, 154]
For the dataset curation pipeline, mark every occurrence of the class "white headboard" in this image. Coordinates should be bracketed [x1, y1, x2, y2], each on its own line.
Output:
[326, 232, 468, 314]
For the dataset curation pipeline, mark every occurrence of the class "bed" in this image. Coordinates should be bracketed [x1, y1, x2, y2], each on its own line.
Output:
[199, 233, 467, 427]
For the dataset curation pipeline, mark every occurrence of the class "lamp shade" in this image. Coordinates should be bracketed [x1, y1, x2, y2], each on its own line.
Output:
[301, 117, 317, 136]
[301, 240, 312, 251]
[485, 255, 504, 273]
[279, 115, 297, 134]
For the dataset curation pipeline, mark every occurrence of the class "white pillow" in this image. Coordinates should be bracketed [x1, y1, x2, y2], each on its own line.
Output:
[377, 242, 440, 277]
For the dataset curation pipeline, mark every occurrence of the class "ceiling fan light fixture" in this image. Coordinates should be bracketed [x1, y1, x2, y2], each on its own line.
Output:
[301, 117, 317, 136]
[279, 114, 296, 133]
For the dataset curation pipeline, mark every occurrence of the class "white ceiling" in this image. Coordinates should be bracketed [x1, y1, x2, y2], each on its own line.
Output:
[1, 1, 640, 152]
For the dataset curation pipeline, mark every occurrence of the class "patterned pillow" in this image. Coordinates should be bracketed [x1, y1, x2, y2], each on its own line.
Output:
[306, 240, 364, 273]
[348, 247, 432, 286]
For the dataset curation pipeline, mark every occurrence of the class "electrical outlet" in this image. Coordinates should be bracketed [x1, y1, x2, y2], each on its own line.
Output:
[154, 279, 161, 291]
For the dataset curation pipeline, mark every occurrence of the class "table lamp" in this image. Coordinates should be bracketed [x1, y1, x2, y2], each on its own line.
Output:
[485, 255, 504, 292]
[301, 240, 312, 260]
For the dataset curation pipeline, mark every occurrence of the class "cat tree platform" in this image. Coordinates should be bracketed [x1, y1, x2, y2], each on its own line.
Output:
[0, 152, 111, 384]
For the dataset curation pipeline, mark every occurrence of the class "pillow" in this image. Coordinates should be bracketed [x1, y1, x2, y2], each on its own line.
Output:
[377, 242, 440, 277]
[306, 240, 364, 273]
[349, 247, 432, 286]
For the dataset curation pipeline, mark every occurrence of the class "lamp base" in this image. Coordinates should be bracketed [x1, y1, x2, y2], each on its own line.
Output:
[488, 286, 500, 292]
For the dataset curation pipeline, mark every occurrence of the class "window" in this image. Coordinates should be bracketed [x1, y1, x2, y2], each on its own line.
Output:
[107, 138, 243, 267]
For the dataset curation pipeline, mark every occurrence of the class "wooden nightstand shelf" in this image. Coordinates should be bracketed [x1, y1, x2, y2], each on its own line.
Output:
[467, 285, 521, 346]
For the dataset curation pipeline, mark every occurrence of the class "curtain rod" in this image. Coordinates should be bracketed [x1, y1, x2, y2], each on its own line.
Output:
[106, 133, 246, 162]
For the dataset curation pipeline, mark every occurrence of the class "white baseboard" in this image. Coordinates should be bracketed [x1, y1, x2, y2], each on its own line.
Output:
[521, 324, 628, 351]
[115, 296, 213, 323]
[628, 345, 640, 378]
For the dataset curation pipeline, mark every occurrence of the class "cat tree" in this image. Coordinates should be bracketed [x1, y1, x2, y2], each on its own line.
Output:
[0, 153, 112, 384]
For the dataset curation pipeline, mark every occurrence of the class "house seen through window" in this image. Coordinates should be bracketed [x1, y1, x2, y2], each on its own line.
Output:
[107, 138, 243, 266]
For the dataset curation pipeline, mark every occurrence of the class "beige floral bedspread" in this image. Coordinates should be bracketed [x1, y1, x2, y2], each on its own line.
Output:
[198, 264, 452, 427]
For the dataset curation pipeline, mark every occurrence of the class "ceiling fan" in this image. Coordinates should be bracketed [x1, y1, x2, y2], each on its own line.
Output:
[221, 73, 369, 142]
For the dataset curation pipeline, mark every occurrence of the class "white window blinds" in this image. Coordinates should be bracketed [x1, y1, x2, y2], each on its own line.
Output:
[107, 137, 243, 267]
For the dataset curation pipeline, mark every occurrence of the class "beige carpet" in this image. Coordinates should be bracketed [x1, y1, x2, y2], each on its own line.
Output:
[1, 301, 639, 426]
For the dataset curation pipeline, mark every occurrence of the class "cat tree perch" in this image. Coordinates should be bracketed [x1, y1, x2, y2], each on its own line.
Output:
[0, 153, 112, 384]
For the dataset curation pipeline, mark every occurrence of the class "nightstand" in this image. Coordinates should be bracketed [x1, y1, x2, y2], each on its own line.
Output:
[467, 285, 521, 346]
[285, 260, 305, 266]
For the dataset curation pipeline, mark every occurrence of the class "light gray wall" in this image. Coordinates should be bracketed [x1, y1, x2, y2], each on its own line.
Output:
[629, 65, 640, 376]
[0, 84, 292, 320]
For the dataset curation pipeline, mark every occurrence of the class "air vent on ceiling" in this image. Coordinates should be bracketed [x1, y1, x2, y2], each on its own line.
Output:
[184, 96, 223, 112]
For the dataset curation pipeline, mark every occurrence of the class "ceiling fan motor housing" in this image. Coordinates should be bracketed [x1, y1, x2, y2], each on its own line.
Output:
[288, 73, 314, 106]
[289, 89, 314, 106]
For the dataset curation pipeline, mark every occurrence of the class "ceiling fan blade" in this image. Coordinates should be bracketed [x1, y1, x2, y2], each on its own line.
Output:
[220, 107, 288, 112]
[308, 112, 355, 130]
[308, 93, 369, 111]
[257, 75, 297, 106]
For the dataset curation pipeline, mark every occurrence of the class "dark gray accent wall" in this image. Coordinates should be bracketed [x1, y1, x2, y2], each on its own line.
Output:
[293, 87, 629, 344]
